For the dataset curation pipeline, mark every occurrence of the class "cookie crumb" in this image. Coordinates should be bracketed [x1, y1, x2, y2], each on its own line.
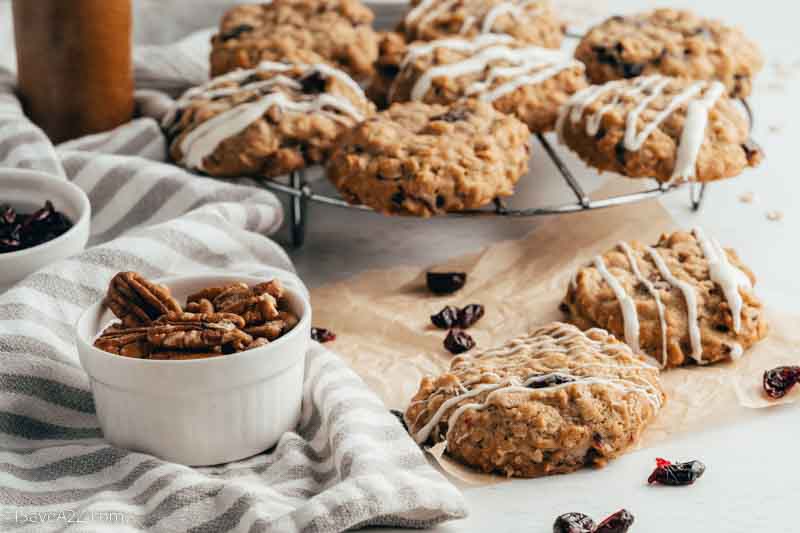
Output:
[766, 210, 784, 222]
[738, 191, 756, 204]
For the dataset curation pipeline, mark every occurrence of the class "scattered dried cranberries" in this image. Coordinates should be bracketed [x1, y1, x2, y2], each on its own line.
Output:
[444, 329, 475, 354]
[311, 327, 336, 343]
[426, 271, 466, 294]
[594, 509, 634, 533]
[430, 303, 485, 329]
[553, 512, 596, 533]
[647, 457, 706, 486]
[554, 510, 633, 533]
[763, 365, 800, 399]
[430, 305, 460, 329]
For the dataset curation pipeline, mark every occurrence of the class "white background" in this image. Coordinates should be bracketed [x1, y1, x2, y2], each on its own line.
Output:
[1, 1, 798, 531]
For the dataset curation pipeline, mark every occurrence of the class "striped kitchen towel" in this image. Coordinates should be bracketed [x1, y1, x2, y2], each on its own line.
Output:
[0, 61, 466, 532]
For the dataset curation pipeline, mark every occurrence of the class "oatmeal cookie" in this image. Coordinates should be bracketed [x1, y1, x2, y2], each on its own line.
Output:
[556, 75, 761, 183]
[401, 0, 563, 48]
[366, 31, 409, 109]
[562, 230, 768, 368]
[575, 9, 763, 98]
[163, 61, 375, 178]
[405, 322, 665, 477]
[327, 99, 531, 216]
[210, 0, 379, 82]
[389, 34, 587, 132]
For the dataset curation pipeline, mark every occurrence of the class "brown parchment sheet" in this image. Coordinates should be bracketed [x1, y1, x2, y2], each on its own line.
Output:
[311, 180, 800, 483]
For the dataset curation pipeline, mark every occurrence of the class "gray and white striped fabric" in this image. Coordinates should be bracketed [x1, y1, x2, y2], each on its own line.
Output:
[0, 56, 466, 532]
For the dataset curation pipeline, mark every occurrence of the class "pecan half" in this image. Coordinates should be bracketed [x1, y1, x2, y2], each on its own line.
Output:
[105, 272, 181, 327]
[147, 321, 252, 351]
[93, 324, 153, 358]
[186, 298, 214, 314]
[156, 311, 246, 329]
[187, 282, 248, 306]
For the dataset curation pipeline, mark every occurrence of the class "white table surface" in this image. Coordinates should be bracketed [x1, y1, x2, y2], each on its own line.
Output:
[275, 1, 799, 532]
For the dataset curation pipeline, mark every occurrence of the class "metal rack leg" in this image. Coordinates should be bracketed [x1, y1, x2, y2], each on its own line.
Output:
[289, 170, 308, 247]
[536, 133, 591, 208]
[690, 182, 707, 212]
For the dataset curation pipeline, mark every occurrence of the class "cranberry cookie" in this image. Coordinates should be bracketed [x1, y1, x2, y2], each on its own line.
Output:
[210, 0, 379, 82]
[562, 230, 769, 368]
[164, 61, 375, 178]
[405, 322, 665, 477]
[389, 34, 587, 132]
[401, 0, 563, 48]
[556, 75, 761, 183]
[327, 99, 530, 216]
[575, 9, 763, 98]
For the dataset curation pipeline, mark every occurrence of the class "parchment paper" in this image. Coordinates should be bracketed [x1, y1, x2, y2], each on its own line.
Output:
[311, 180, 800, 483]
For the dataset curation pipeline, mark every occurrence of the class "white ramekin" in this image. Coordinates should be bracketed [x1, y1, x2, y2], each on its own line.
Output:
[0, 169, 91, 290]
[76, 271, 311, 466]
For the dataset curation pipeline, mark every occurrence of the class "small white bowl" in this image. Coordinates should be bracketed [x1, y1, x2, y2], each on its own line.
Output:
[76, 271, 312, 466]
[0, 169, 91, 289]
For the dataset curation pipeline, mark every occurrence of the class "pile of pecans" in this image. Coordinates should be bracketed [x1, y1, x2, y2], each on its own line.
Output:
[93, 272, 298, 360]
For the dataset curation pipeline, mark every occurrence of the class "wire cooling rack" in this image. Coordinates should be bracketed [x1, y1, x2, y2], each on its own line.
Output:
[251, 97, 755, 246]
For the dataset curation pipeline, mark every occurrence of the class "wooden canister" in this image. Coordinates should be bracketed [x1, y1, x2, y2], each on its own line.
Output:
[12, 0, 134, 143]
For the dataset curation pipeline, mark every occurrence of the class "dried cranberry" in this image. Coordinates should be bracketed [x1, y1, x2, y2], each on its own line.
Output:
[763, 366, 800, 399]
[299, 70, 328, 94]
[458, 304, 484, 328]
[595, 509, 634, 533]
[0, 204, 15, 225]
[444, 329, 475, 354]
[311, 327, 336, 343]
[553, 512, 596, 533]
[0, 201, 72, 254]
[647, 457, 706, 486]
[528, 373, 576, 389]
[426, 271, 466, 294]
[431, 305, 459, 329]
[431, 108, 469, 123]
[220, 24, 254, 41]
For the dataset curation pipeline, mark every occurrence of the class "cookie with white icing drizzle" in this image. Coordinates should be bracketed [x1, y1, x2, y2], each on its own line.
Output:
[557, 75, 762, 183]
[327, 99, 530, 216]
[562, 230, 769, 368]
[389, 35, 586, 132]
[163, 61, 375, 178]
[400, 0, 564, 48]
[404, 322, 665, 477]
[575, 9, 763, 98]
[210, 0, 379, 82]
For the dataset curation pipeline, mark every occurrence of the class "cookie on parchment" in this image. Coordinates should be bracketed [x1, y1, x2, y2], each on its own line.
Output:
[400, 0, 564, 48]
[389, 34, 587, 133]
[575, 9, 763, 98]
[404, 322, 665, 477]
[556, 75, 762, 183]
[327, 99, 531, 216]
[210, 0, 379, 82]
[163, 61, 375, 178]
[562, 230, 768, 368]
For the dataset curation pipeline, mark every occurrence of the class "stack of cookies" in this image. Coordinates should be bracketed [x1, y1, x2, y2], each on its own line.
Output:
[162, 2, 764, 212]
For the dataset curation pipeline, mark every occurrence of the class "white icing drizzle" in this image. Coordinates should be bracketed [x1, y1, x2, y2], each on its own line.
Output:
[401, 34, 513, 69]
[165, 62, 365, 172]
[480, 0, 542, 33]
[692, 227, 752, 334]
[409, 323, 663, 447]
[593, 255, 640, 353]
[671, 82, 725, 182]
[406, 43, 581, 102]
[618, 242, 669, 367]
[645, 246, 705, 364]
[729, 343, 743, 360]
[405, 0, 543, 37]
[557, 75, 728, 182]
[179, 91, 364, 171]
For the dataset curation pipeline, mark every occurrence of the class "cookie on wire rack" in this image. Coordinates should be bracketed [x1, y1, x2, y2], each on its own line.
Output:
[556, 75, 762, 184]
[561, 230, 769, 368]
[388, 34, 587, 133]
[400, 0, 564, 49]
[404, 322, 665, 477]
[209, 0, 379, 83]
[327, 99, 531, 216]
[575, 9, 763, 98]
[163, 61, 375, 178]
